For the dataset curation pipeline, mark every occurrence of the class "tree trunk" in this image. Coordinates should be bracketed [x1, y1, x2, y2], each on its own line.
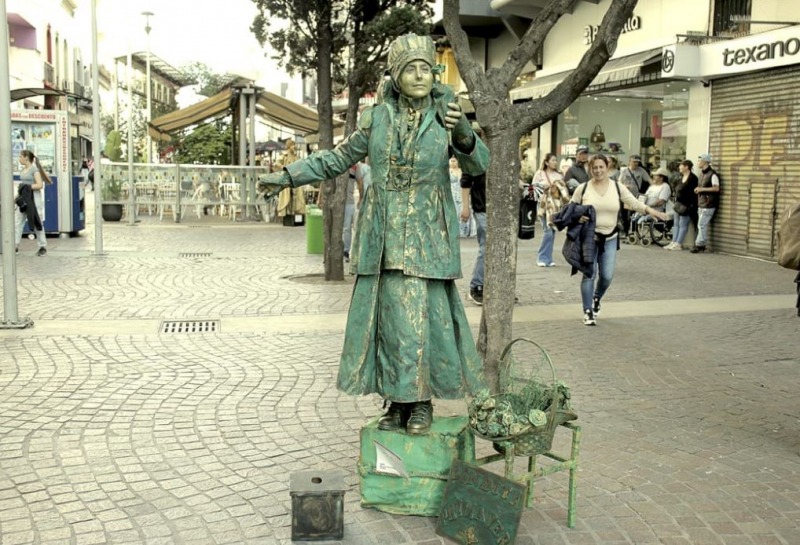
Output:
[316, 2, 345, 281]
[479, 127, 525, 393]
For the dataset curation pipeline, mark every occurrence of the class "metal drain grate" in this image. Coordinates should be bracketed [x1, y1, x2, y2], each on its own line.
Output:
[179, 252, 212, 258]
[160, 320, 220, 333]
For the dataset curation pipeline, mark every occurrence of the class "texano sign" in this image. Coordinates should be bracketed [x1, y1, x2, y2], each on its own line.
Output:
[436, 460, 527, 545]
[723, 37, 800, 66]
[701, 26, 800, 77]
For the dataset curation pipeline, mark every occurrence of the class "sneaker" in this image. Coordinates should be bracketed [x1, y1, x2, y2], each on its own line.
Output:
[468, 286, 483, 306]
[583, 309, 596, 326]
[669, 243, 683, 251]
[547, 262, 557, 267]
[36, 247, 47, 257]
[664, 242, 675, 250]
[690, 245, 706, 254]
[537, 262, 547, 267]
[592, 297, 601, 316]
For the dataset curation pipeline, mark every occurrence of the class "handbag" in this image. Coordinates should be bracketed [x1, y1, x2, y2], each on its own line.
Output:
[590, 124, 605, 144]
[640, 126, 655, 148]
[518, 198, 537, 240]
[673, 200, 688, 216]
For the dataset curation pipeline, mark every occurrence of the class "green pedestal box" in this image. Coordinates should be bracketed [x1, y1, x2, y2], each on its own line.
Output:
[358, 416, 475, 516]
[306, 205, 324, 254]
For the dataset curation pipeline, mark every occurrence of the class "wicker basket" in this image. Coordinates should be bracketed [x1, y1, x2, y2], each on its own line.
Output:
[469, 338, 576, 457]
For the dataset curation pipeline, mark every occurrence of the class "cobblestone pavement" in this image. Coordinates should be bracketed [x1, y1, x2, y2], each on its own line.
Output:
[0, 204, 798, 544]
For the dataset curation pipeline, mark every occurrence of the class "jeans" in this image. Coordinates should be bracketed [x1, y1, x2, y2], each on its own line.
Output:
[459, 215, 472, 237]
[581, 235, 618, 312]
[470, 212, 486, 289]
[14, 191, 47, 249]
[696, 208, 716, 246]
[342, 203, 355, 253]
[537, 216, 555, 264]
[673, 214, 691, 244]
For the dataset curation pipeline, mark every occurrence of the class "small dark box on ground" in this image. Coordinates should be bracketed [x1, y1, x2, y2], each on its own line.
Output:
[290, 470, 346, 541]
[283, 214, 305, 226]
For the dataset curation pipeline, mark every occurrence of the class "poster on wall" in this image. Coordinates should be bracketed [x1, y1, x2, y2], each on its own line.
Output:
[11, 121, 57, 175]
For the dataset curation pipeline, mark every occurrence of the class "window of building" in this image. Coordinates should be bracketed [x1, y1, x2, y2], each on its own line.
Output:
[554, 83, 689, 171]
[713, 0, 751, 36]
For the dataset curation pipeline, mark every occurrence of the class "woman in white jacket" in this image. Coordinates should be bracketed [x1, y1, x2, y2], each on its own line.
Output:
[529, 153, 568, 267]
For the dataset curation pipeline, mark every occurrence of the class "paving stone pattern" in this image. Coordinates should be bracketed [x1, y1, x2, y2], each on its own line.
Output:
[0, 211, 798, 544]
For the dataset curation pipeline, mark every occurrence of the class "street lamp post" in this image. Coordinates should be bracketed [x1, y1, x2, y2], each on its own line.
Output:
[142, 11, 154, 164]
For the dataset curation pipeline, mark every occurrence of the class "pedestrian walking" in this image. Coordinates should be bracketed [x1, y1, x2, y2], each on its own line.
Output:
[560, 154, 667, 326]
[530, 152, 568, 267]
[15, 150, 51, 256]
[461, 167, 486, 305]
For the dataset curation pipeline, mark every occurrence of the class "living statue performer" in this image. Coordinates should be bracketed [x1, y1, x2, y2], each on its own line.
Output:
[258, 34, 489, 435]
[276, 139, 306, 217]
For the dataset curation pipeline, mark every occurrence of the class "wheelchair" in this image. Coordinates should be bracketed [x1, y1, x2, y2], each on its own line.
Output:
[626, 211, 673, 247]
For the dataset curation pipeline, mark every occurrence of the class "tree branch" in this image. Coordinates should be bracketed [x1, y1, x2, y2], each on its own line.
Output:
[441, 0, 489, 98]
[490, 0, 579, 93]
[516, 0, 639, 131]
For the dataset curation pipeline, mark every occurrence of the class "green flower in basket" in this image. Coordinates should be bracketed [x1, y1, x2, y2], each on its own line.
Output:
[467, 338, 578, 457]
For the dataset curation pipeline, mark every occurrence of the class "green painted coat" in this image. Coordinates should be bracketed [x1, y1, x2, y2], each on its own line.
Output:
[285, 83, 490, 279]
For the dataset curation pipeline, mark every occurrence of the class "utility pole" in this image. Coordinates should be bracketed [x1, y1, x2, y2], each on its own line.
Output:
[0, 0, 31, 328]
[142, 11, 154, 164]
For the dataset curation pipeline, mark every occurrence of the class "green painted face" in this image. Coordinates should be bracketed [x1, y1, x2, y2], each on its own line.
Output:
[397, 60, 433, 99]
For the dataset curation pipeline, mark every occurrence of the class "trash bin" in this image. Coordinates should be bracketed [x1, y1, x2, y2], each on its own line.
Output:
[306, 205, 324, 254]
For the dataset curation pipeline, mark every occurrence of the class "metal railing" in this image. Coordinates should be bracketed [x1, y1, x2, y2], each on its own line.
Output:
[99, 162, 279, 223]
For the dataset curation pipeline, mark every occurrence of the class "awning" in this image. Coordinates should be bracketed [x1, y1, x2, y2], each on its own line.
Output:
[510, 48, 663, 101]
[148, 90, 231, 140]
[256, 91, 341, 135]
[10, 88, 65, 102]
[148, 88, 338, 141]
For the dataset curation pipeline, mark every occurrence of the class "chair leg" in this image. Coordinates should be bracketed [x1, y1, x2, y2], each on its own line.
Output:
[567, 426, 581, 529]
[526, 455, 536, 508]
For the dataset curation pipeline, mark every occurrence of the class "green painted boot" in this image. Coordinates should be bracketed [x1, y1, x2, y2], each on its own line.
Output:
[377, 402, 406, 431]
[406, 400, 433, 435]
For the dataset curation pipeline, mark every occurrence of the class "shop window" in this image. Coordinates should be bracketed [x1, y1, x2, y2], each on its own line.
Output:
[713, 0, 751, 36]
[554, 83, 689, 172]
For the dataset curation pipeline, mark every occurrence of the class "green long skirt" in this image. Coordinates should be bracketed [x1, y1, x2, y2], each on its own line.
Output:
[337, 270, 485, 402]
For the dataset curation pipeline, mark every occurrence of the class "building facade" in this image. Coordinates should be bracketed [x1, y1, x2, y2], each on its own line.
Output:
[440, 0, 797, 259]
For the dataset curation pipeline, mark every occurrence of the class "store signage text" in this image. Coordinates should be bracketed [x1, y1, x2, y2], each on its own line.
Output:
[584, 16, 641, 45]
[723, 37, 800, 66]
[11, 111, 57, 121]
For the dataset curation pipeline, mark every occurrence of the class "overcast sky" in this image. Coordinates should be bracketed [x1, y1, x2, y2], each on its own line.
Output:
[91, 0, 279, 81]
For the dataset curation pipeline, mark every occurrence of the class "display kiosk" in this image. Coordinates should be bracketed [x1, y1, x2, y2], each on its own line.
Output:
[11, 110, 85, 236]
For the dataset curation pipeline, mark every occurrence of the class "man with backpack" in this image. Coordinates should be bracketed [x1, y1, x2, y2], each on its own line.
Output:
[691, 153, 721, 253]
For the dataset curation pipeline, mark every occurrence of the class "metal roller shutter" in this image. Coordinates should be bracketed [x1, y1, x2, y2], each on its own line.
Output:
[709, 65, 800, 259]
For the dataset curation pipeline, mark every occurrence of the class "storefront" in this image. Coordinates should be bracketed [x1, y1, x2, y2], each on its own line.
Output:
[551, 81, 690, 171]
[506, 0, 710, 173]
[664, 24, 800, 258]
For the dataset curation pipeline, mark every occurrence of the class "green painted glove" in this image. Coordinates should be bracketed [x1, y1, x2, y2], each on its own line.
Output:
[451, 115, 475, 152]
[257, 171, 292, 200]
